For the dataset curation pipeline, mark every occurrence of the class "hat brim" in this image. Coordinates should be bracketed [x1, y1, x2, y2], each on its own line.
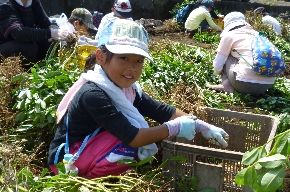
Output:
[84, 22, 97, 30]
[221, 21, 249, 37]
[114, 9, 132, 18]
[105, 44, 153, 63]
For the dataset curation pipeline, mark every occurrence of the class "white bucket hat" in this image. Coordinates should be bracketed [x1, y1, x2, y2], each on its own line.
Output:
[221, 12, 249, 37]
[97, 19, 153, 62]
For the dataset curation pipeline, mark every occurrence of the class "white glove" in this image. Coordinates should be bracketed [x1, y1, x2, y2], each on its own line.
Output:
[195, 119, 229, 148]
[164, 115, 197, 140]
[78, 35, 98, 46]
[50, 28, 75, 42]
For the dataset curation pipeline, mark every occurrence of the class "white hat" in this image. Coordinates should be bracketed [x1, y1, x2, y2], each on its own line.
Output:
[221, 12, 249, 37]
[113, 0, 132, 18]
[97, 19, 153, 62]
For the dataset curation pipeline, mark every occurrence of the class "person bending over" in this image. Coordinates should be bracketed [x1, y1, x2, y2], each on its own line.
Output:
[207, 12, 276, 96]
[185, 0, 222, 37]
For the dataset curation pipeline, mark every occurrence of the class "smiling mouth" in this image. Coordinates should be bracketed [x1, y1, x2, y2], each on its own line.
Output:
[124, 75, 133, 79]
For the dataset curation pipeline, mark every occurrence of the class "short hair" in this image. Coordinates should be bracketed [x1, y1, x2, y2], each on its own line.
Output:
[67, 18, 84, 26]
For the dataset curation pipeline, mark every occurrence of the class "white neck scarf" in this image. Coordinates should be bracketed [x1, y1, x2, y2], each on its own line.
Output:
[15, 0, 32, 7]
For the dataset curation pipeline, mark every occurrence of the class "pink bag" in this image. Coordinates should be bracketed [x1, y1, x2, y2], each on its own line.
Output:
[50, 131, 138, 179]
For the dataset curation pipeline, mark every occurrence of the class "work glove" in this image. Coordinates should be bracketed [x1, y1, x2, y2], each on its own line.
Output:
[50, 28, 76, 42]
[195, 119, 229, 148]
[78, 35, 98, 46]
[164, 116, 229, 148]
[164, 115, 197, 140]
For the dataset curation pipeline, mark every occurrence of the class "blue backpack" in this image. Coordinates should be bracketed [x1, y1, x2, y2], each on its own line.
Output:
[175, 3, 195, 24]
[233, 32, 285, 77]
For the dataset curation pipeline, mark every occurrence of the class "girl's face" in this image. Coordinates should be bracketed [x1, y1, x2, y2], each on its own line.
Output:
[97, 50, 144, 88]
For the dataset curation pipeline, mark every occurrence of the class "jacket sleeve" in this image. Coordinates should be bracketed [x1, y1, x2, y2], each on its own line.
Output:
[0, 4, 21, 38]
[32, 0, 51, 28]
[9, 27, 51, 42]
[204, 11, 221, 31]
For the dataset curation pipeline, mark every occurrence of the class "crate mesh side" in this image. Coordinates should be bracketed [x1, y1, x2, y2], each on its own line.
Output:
[163, 107, 278, 191]
[163, 146, 247, 192]
[244, 121, 262, 151]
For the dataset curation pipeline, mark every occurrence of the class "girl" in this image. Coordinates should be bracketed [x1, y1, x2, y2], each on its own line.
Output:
[48, 19, 229, 178]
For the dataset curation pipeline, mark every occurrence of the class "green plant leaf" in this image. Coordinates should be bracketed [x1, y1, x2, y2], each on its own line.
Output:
[242, 147, 260, 165]
[258, 154, 286, 169]
[269, 132, 290, 156]
[118, 158, 138, 166]
[12, 74, 24, 82]
[18, 89, 28, 99]
[258, 146, 267, 159]
[137, 156, 154, 166]
[254, 163, 263, 170]
[26, 89, 32, 99]
[260, 166, 285, 191]
[287, 137, 290, 155]
[244, 166, 257, 187]
[17, 167, 35, 185]
[14, 111, 26, 122]
[253, 173, 266, 192]
[40, 99, 46, 109]
[235, 167, 248, 185]
[17, 124, 33, 132]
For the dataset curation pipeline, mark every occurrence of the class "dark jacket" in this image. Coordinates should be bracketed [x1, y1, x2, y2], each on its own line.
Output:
[0, 0, 51, 44]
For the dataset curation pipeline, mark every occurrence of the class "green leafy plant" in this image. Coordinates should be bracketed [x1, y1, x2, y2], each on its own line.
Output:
[256, 96, 290, 113]
[193, 32, 220, 44]
[235, 129, 290, 192]
[12, 43, 81, 135]
[142, 42, 216, 95]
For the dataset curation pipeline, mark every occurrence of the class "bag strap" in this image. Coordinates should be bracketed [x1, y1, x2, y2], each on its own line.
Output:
[53, 114, 101, 165]
[232, 49, 253, 68]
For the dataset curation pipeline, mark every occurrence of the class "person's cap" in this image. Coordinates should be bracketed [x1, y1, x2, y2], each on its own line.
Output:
[254, 7, 265, 14]
[113, 0, 132, 18]
[69, 8, 97, 30]
[254, 7, 268, 16]
[97, 19, 153, 62]
[221, 12, 249, 37]
[201, 0, 215, 8]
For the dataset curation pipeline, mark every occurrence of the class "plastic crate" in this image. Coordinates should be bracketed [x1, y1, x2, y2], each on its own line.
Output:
[162, 107, 279, 192]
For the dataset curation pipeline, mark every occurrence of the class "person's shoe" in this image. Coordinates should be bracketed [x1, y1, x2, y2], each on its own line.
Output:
[206, 79, 235, 94]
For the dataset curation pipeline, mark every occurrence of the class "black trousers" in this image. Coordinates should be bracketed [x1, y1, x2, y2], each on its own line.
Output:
[0, 39, 51, 64]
